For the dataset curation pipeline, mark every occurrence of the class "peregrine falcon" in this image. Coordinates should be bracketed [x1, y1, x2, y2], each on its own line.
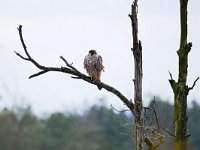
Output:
[84, 50, 104, 81]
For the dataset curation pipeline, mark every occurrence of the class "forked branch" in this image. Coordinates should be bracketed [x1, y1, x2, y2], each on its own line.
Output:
[15, 25, 135, 113]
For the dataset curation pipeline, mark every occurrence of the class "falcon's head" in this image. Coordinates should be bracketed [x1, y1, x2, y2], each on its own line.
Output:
[89, 50, 97, 55]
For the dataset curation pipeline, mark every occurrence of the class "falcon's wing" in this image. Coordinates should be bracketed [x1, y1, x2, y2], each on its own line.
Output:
[84, 55, 88, 69]
[97, 55, 104, 71]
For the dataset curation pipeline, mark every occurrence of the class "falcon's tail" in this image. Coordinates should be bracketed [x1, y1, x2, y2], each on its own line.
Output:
[91, 75, 102, 90]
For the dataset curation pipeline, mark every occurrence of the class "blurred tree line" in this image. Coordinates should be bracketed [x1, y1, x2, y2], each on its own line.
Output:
[0, 98, 199, 150]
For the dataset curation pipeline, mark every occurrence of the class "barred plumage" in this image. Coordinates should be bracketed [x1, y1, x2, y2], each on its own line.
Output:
[84, 50, 104, 81]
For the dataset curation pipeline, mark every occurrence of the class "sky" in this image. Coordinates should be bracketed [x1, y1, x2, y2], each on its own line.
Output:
[0, 0, 200, 115]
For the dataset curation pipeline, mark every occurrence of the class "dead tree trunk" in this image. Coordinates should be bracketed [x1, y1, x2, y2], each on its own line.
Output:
[169, 0, 199, 149]
[129, 1, 144, 150]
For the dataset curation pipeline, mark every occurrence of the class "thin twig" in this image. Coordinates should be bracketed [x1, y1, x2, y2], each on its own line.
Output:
[168, 71, 177, 93]
[17, 25, 31, 59]
[29, 70, 49, 79]
[14, 51, 29, 60]
[120, 132, 134, 137]
[188, 77, 199, 91]
[110, 104, 130, 113]
[168, 71, 173, 80]
[112, 114, 131, 124]
[60, 56, 79, 72]
[163, 128, 175, 138]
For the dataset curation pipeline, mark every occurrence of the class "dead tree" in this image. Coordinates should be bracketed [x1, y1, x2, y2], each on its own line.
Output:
[168, 0, 199, 149]
[129, 0, 144, 150]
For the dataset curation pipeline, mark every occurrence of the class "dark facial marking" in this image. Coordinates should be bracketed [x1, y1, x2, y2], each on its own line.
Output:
[89, 50, 97, 55]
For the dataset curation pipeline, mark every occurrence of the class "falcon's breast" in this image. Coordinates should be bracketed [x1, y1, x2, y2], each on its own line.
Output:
[84, 51, 104, 81]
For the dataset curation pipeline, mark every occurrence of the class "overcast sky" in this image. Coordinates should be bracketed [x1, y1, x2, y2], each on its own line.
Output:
[0, 0, 200, 114]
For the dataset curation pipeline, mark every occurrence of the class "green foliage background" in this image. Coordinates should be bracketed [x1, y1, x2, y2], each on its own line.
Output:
[0, 98, 199, 150]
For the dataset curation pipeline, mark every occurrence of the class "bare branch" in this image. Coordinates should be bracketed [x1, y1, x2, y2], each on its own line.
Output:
[14, 51, 29, 61]
[188, 77, 199, 91]
[29, 70, 48, 79]
[16, 25, 48, 70]
[120, 132, 134, 137]
[110, 104, 130, 113]
[168, 71, 177, 93]
[17, 25, 31, 59]
[163, 128, 175, 138]
[121, 123, 130, 127]
[15, 25, 135, 113]
[111, 113, 131, 124]
[60, 56, 79, 72]
[168, 71, 173, 80]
